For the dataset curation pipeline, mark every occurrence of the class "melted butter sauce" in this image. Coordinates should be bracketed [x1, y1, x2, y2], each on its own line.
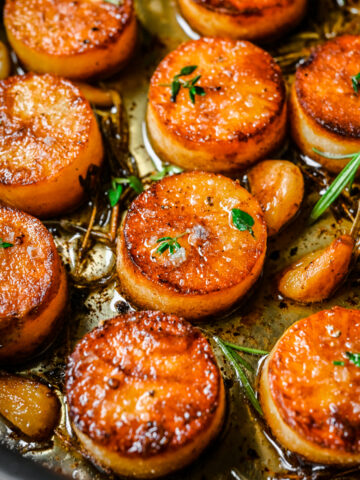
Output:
[1, 1, 360, 479]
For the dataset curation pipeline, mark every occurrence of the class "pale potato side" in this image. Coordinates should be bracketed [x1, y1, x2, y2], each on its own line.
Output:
[290, 35, 360, 173]
[248, 160, 304, 236]
[260, 307, 360, 465]
[0, 374, 60, 440]
[0, 73, 103, 218]
[178, 0, 307, 42]
[278, 235, 354, 304]
[66, 311, 225, 478]
[147, 38, 286, 173]
[0, 205, 68, 364]
[4, 0, 137, 80]
[117, 171, 267, 320]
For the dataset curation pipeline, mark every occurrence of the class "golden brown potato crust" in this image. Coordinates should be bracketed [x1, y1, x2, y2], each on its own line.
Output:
[0, 205, 67, 362]
[66, 311, 223, 458]
[148, 38, 286, 171]
[0, 73, 103, 217]
[268, 307, 360, 454]
[178, 0, 306, 43]
[296, 35, 360, 138]
[0, 73, 93, 185]
[121, 172, 266, 295]
[4, 0, 133, 56]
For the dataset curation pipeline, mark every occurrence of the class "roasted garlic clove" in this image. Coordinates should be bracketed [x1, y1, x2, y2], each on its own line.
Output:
[278, 235, 354, 303]
[248, 160, 304, 236]
[0, 374, 60, 440]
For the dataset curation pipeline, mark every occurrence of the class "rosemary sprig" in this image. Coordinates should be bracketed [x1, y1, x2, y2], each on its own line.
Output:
[232, 209, 255, 237]
[161, 65, 206, 104]
[352, 72, 360, 94]
[310, 149, 360, 222]
[108, 176, 144, 207]
[150, 165, 183, 181]
[156, 232, 187, 255]
[215, 337, 268, 416]
[0, 238, 13, 249]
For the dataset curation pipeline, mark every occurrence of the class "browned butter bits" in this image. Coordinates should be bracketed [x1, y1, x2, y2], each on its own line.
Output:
[260, 307, 360, 465]
[0, 205, 67, 364]
[66, 311, 225, 478]
[178, 0, 307, 43]
[147, 37, 287, 173]
[0, 73, 103, 218]
[116, 171, 267, 320]
[4, 0, 137, 80]
[290, 35, 360, 173]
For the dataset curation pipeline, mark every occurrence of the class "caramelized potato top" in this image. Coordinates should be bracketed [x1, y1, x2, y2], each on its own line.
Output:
[296, 35, 360, 138]
[0, 73, 93, 185]
[4, 0, 133, 56]
[268, 307, 360, 453]
[149, 38, 285, 146]
[123, 172, 267, 295]
[196, 0, 296, 14]
[66, 311, 223, 457]
[0, 205, 61, 320]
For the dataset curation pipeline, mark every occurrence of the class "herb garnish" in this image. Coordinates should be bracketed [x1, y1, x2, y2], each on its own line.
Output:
[333, 360, 345, 366]
[156, 233, 187, 255]
[215, 337, 268, 416]
[150, 165, 183, 181]
[352, 72, 360, 94]
[0, 238, 13, 249]
[161, 65, 206, 104]
[310, 149, 360, 222]
[108, 176, 144, 207]
[232, 209, 255, 237]
[346, 352, 360, 367]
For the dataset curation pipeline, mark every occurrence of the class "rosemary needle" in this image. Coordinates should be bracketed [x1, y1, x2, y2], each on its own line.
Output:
[310, 150, 360, 222]
[215, 337, 263, 416]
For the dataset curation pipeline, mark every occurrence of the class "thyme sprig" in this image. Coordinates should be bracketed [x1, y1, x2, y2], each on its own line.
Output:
[352, 72, 360, 94]
[232, 209, 255, 237]
[215, 337, 268, 416]
[161, 65, 206, 104]
[156, 232, 187, 255]
[310, 149, 360, 222]
[108, 176, 144, 207]
[150, 165, 183, 181]
[0, 238, 13, 249]
[333, 353, 360, 367]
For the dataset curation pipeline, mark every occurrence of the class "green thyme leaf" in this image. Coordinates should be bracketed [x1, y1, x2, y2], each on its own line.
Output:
[171, 79, 181, 103]
[310, 150, 360, 222]
[215, 337, 263, 416]
[223, 340, 269, 356]
[232, 209, 255, 237]
[128, 176, 144, 194]
[155, 233, 186, 256]
[0, 238, 13, 249]
[352, 72, 360, 94]
[108, 184, 123, 207]
[346, 352, 360, 367]
[178, 65, 198, 76]
[333, 360, 345, 366]
[162, 66, 206, 105]
[150, 165, 183, 181]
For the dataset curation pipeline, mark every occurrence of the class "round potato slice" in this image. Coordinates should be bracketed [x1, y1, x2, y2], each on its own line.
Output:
[147, 38, 286, 173]
[117, 171, 267, 320]
[4, 0, 137, 80]
[290, 35, 360, 173]
[66, 311, 225, 478]
[0, 205, 68, 364]
[0, 73, 103, 218]
[178, 0, 307, 43]
[260, 307, 360, 465]
[247, 160, 304, 236]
